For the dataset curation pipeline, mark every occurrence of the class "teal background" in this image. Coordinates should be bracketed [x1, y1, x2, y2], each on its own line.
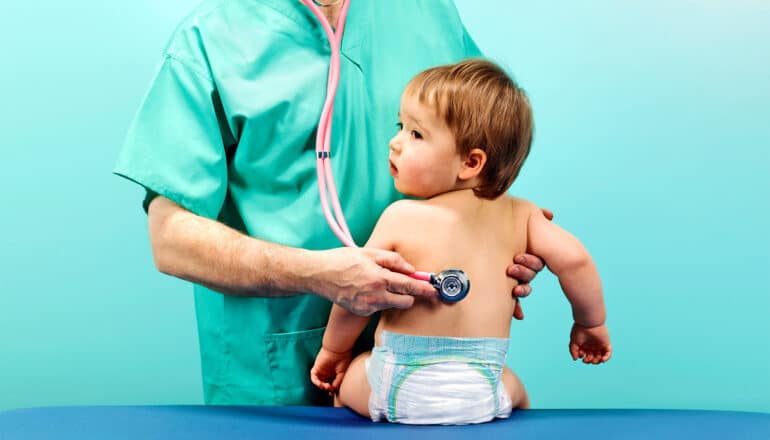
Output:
[1, 0, 768, 412]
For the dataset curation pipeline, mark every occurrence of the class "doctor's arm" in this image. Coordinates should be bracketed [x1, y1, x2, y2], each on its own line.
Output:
[146, 196, 435, 313]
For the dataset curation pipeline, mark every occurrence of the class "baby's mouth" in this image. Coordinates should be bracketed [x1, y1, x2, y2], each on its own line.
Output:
[389, 159, 398, 176]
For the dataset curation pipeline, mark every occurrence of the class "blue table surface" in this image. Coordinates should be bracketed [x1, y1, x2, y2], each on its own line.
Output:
[1, 406, 769, 440]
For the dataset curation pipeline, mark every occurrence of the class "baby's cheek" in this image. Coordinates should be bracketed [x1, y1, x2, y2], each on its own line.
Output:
[422, 163, 442, 184]
[411, 161, 431, 179]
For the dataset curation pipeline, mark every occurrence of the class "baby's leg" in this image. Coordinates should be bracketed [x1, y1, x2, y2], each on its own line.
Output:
[335, 351, 372, 418]
[502, 366, 530, 409]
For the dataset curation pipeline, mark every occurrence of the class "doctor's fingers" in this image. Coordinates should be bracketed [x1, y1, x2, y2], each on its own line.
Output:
[382, 271, 437, 299]
[367, 249, 416, 275]
[511, 253, 545, 277]
[507, 264, 535, 287]
[512, 298, 525, 320]
[512, 284, 532, 299]
[380, 292, 415, 310]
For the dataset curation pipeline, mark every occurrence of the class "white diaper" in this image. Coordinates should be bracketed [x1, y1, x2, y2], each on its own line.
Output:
[365, 330, 512, 425]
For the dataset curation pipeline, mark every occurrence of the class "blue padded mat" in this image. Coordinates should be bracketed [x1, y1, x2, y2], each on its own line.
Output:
[1, 406, 769, 439]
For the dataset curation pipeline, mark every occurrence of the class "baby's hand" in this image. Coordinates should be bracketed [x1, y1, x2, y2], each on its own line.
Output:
[310, 346, 352, 396]
[569, 323, 612, 365]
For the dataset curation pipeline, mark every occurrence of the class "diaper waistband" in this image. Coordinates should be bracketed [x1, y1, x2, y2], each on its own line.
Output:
[376, 330, 509, 365]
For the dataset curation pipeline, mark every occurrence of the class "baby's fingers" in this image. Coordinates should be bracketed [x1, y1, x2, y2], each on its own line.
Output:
[318, 380, 334, 394]
[310, 369, 325, 389]
[596, 348, 608, 364]
[569, 342, 580, 361]
[603, 344, 613, 362]
[331, 372, 346, 391]
[311, 367, 337, 391]
[587, 346, 612, 364]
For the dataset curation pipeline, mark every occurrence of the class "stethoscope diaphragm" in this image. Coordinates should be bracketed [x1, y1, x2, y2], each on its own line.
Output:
[431, 269, 470, 303]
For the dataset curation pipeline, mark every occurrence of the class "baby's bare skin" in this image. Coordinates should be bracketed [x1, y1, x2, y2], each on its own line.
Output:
[376, 190, 531, 340]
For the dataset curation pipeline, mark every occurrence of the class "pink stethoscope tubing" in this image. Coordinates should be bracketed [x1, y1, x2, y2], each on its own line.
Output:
[300, 0, 432, 283]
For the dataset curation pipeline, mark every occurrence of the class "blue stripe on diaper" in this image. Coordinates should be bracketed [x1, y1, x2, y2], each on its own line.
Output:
[379, 330, 509, 365]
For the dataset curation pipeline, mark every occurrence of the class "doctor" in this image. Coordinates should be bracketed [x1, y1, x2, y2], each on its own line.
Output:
[115, 0, 548, 406]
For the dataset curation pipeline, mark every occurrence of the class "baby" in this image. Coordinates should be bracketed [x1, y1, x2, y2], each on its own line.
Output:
[310, 59, 611, 424]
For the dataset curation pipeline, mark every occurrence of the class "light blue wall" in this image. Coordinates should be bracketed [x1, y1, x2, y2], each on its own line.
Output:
[1, 1, 768, 412]
[457, 1, 770, 412]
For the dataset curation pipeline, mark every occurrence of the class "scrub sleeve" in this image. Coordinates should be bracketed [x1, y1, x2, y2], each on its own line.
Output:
[116, 54, 228, 218]
[115, 49, 333, 405]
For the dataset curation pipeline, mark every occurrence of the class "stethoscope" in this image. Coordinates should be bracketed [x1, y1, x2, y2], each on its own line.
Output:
[301, 0, 470, 303]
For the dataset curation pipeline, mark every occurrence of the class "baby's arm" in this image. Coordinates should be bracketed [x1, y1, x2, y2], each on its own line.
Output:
[310, 305, 371, 394]
[311, 203, 404, 393]
[526, 205, 612, 364]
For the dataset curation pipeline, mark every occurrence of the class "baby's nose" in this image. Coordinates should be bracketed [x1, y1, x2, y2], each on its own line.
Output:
[388, 136, 399, 152]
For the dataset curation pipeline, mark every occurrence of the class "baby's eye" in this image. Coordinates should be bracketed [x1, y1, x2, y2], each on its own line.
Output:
[411, 130, 423, 140]
[395, 122, 404, 131]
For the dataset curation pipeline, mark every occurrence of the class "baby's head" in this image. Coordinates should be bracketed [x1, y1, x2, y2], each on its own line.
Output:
[389, 59, 533, 199]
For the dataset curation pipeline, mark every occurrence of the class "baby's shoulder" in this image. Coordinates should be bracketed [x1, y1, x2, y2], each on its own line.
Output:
[381, 199, 441, 223]
[502, 195, 540, 218]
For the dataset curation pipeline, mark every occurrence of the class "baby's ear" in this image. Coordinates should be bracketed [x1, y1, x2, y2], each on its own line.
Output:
[458, 148, 487, 180]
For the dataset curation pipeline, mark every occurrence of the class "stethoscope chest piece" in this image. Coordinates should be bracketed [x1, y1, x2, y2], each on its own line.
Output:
[431, 269, 470, 303]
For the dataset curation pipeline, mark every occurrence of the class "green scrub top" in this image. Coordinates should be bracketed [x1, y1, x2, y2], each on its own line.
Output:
[115, 0, 481, 405]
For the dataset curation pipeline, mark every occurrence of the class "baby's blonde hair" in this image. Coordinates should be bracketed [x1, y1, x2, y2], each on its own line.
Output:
[404, 59, 533, 199]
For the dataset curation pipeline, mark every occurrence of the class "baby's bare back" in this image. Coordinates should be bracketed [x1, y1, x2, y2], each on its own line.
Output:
[379, 191, 532, 339]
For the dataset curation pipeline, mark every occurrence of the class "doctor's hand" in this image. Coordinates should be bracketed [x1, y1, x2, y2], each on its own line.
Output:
[311, 248, 437, 316]
[507, 208, 553, 320]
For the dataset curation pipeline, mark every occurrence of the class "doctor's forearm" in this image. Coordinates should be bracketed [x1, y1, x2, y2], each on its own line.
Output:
[147, 196, 324, 297]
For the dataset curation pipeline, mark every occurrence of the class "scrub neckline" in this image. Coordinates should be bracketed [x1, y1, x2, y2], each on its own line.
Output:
[256, 0, 365, 56]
